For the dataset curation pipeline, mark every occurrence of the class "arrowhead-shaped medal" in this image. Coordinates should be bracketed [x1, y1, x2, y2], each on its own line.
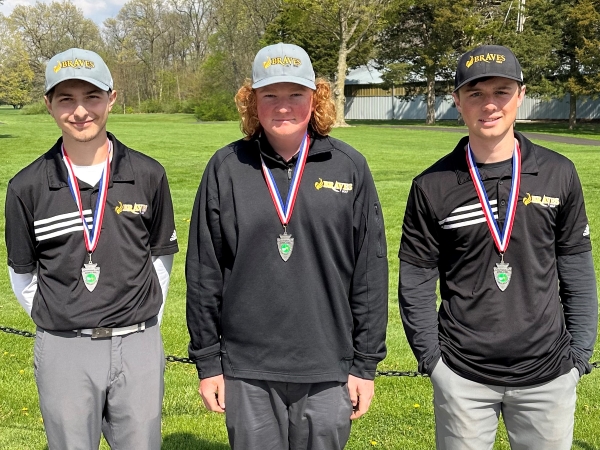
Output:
[277, 232, 294, 262]
[82, 263, 100, 292]
[493, 261, 512, 291]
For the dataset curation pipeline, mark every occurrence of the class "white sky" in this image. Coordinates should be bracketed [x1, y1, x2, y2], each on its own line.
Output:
[0, 0, 128, 25]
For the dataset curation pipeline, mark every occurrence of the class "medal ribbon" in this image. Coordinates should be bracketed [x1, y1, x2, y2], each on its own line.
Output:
[61, 139, 112, 254]
[466, 140, 521, 253]
[260, 133, 310, 226]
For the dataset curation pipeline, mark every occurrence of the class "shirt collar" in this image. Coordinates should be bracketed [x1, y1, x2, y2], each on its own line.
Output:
[454, 131, 539, 184]
[254, 127, 335, 165]
[46, 132, 135, 189]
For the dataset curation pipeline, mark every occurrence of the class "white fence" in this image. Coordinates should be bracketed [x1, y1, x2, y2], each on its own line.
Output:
[344, 95, 600, 120]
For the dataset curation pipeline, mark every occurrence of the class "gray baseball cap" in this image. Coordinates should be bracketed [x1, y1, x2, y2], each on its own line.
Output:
[45, 48, 113, 94]
[252, 43, 316, 90]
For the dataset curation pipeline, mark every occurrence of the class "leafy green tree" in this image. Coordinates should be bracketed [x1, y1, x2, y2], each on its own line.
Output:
[576, 1, 600, 97]
[272, 0, 392, 127]
[496, 0, 600, 128]
[263, 5, 372, 81]
[487, 0, 561, 98]
[0, 16, 34, 108]
[377, 0, 479, 124]
[9, 1, 101, 97]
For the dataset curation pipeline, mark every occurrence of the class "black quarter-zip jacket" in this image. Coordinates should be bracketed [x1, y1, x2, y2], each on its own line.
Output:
[186, 131, 388, 383]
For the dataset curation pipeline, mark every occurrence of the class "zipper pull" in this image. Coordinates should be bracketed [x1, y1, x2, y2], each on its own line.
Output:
[287, 166, 293, 180]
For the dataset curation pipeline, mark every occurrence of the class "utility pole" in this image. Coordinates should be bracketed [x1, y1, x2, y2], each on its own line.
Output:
[516, 0, 526, 32]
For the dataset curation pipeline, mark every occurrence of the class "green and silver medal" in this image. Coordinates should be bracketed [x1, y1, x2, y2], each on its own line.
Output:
[260, 133, 310, 262]
[62, 140, 112, 292]
[466, 140, 521, 291]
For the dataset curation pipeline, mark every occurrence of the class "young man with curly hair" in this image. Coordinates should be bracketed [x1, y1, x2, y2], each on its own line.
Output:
[186, 42, 388, 450]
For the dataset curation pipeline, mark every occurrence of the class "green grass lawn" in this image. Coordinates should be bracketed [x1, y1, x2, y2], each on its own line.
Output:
[1, 109, 599, 449]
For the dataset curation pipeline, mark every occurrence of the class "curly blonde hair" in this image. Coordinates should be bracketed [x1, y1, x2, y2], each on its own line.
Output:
[234, 78, 336, 139]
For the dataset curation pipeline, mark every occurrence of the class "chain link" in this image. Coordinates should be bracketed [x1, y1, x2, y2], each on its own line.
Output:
[0, 326, 36, 338]
[376, 370, 428, 378]
[2, 325, 599, 377]
[165, 355, 195, 364]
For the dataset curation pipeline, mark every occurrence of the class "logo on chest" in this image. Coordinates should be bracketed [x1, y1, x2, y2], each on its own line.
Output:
[522, 193, 559, 208]
[115, 201, 148, 215]
[314, 178, 353, 193]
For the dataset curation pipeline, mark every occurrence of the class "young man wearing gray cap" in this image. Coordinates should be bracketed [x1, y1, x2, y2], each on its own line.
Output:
[398, 44, 597, 449]
[186, 42, 388, 449]
[5, 48, 178, 449]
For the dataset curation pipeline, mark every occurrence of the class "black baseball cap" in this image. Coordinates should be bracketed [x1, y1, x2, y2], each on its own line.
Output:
[454, 45, 523, 92]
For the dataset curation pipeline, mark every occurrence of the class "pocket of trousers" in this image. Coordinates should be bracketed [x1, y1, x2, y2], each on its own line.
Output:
[429, 358, 445, 384]
[569, 366, 581, 384]
[33, 328, 46, 380]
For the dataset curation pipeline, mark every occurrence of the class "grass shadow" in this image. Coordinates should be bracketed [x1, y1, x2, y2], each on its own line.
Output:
[573, 440, 598, 450]
[0, 134, 14, 138]
[162, 432, 230, 450]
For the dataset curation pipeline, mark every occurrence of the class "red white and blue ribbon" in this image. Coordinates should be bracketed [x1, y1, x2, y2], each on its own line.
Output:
[466, 140, 521, 253]
[260, 133, 310, 226]
[61, 139, 112, 254]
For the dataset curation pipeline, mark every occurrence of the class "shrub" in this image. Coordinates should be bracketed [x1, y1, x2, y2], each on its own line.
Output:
[139, 99, 163, 114]
[194, 91, 238, 121]
[181, 99, 199, 114]
[163, 101, 183, 114]
[21, 100, 48, 115]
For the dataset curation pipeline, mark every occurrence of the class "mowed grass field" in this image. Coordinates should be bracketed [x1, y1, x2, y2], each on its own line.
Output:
[1, 108, 599, 449]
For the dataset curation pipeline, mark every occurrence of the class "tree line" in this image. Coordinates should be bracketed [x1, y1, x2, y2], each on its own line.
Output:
[1, 0, 599, 128]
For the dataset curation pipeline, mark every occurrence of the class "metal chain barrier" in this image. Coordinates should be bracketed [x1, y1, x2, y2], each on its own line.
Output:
[2, 325, 598, 377]
[0, 325, 36, 338]
[165, 355, 195, 364]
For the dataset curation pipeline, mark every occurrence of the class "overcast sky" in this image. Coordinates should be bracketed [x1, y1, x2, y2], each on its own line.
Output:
[0, 0, 128, 24]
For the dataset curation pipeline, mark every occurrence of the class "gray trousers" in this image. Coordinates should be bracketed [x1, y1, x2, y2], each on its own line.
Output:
[224, 377, 353, 450]
[430, 359, 579, 450]
[34, 318, 164, 450]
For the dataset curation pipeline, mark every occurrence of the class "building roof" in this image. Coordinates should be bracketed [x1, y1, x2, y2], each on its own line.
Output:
[345, 64, 384, 85]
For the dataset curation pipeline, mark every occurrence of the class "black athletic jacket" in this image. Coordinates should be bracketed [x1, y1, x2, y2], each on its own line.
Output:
[186, 131, 388, 383]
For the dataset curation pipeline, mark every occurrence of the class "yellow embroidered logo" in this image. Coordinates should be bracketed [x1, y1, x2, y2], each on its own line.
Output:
[53, 59, 96, 73]
[465, 53, 506, 68]
[314, 178, 353, 193]
[115, 201, 148, 215]
[522, 193, 559, 208]
[263, 55, 302, 69]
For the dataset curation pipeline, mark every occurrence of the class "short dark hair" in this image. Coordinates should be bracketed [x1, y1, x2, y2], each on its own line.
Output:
[45, 87, 112, 103]
[456, 78, 523, 98]
[45, 87, 56, 102]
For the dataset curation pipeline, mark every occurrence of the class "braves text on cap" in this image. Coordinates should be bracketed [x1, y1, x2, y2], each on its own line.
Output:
[45, 48, 113, 94]
[252, 43, 316, 90]
[454, 45, 523, 92]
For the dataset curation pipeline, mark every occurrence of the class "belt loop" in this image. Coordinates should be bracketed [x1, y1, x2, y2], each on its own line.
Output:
[77, 330, 82, 338]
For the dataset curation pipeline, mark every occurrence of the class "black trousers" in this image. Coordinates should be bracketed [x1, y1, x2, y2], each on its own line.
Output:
[224, 377, 353, 450]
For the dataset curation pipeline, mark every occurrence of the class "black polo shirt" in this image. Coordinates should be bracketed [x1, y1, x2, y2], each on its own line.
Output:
[5, 133, 178, 331]
[400, 131, 592, 386]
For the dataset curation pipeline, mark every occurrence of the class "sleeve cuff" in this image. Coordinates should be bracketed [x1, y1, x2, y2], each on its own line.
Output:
[419, 352, 442, 376]
[188, 343, 223, 379]
[349, 355, 379, 380]
[571, 347, 593, 376]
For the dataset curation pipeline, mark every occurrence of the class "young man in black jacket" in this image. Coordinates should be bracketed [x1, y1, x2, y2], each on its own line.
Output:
[399, 45, 597, 449]
[186, 42, 388, 450]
